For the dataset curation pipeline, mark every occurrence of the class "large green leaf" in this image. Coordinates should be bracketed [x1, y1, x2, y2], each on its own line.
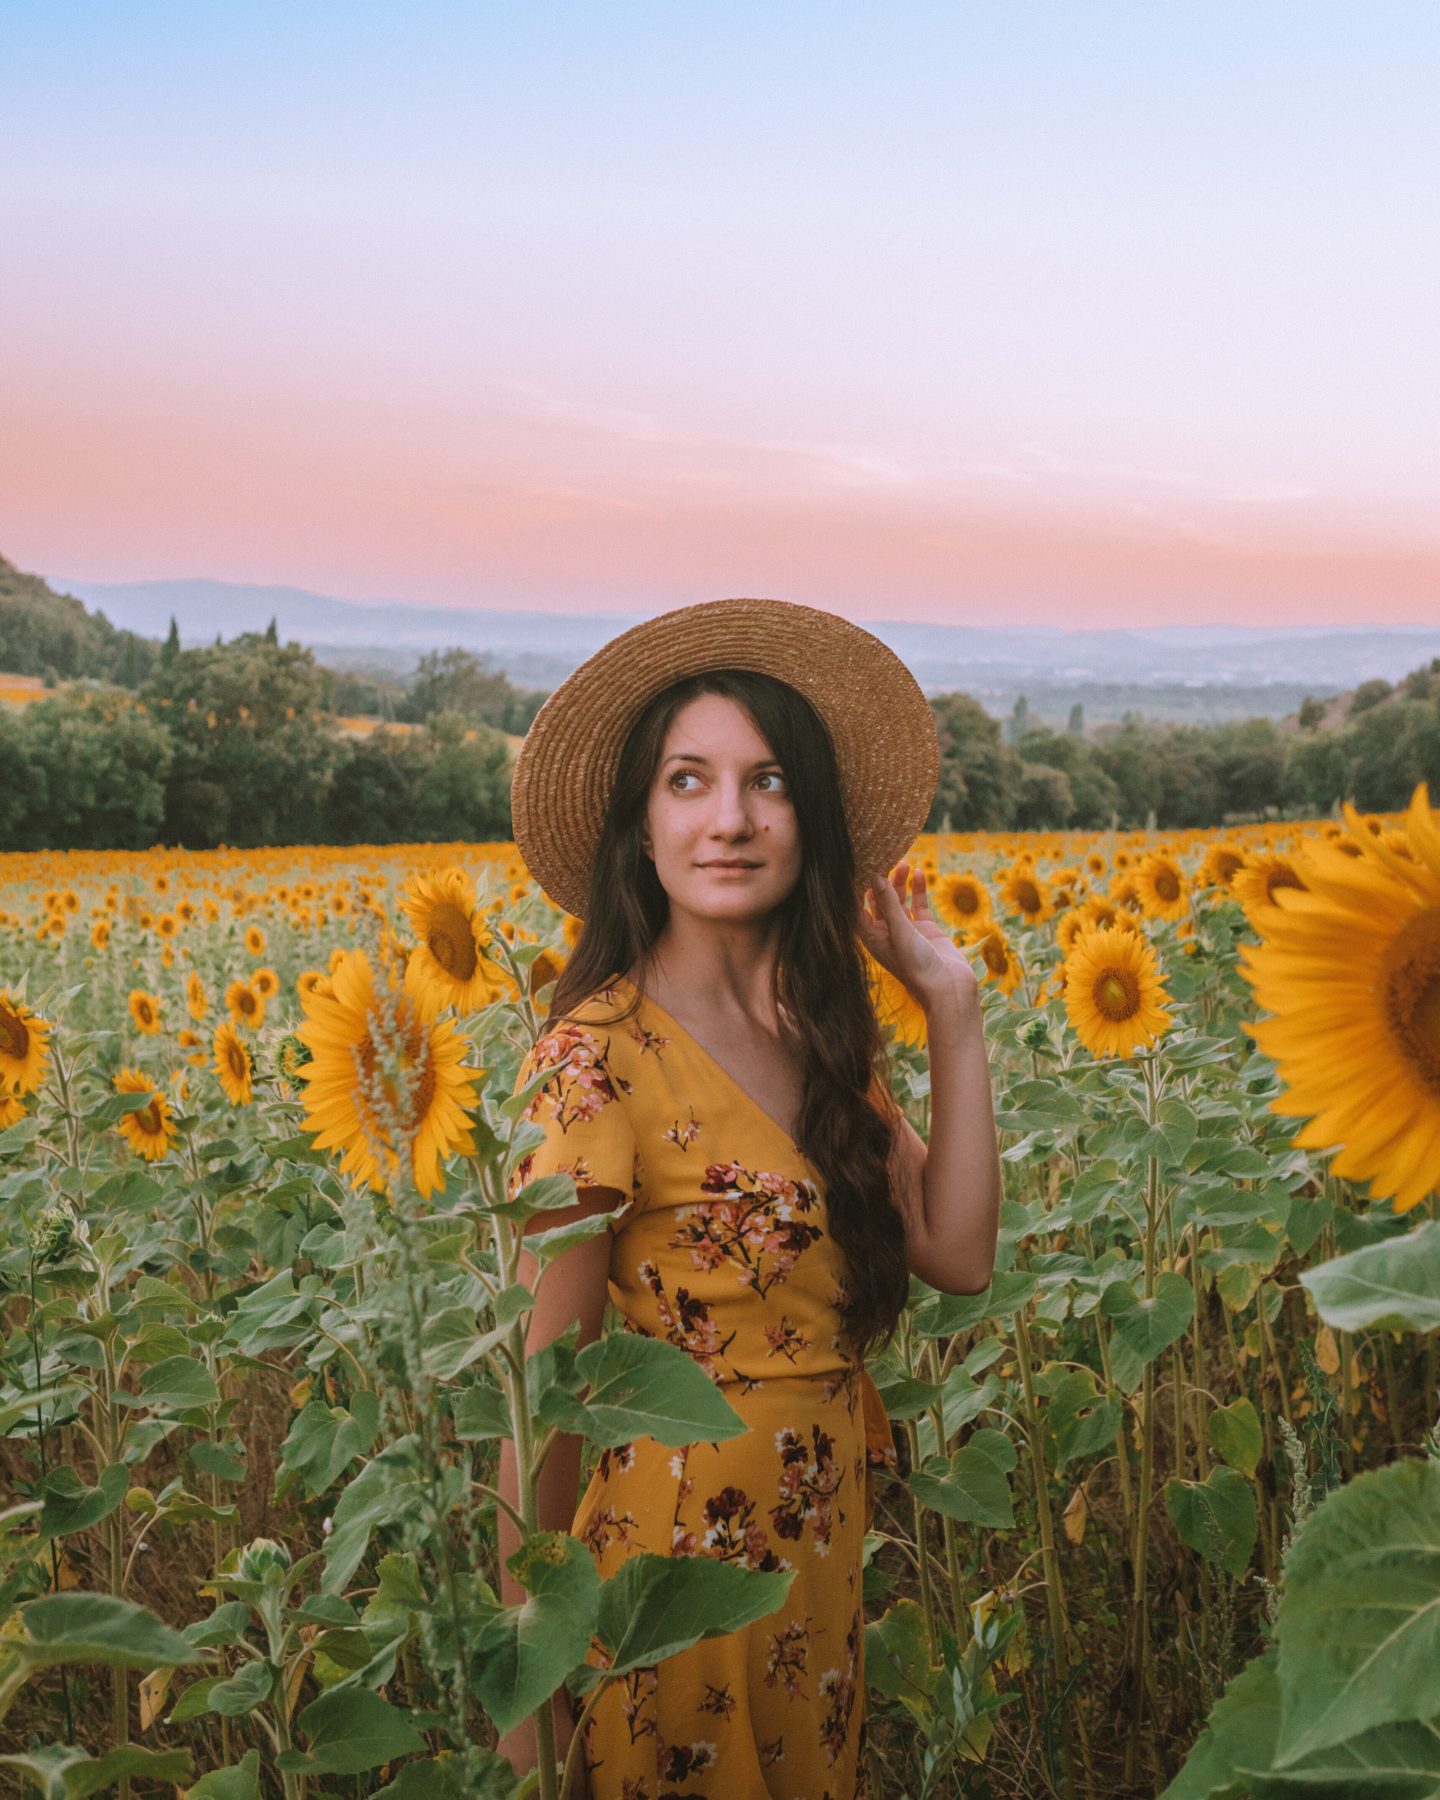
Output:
[286, 1685, 426, 1777]
[1164, 1467, 1257, 1578]
[276, 1390, 381, 1499]
[1044, 1369, 1122, 1468]
[1300, 1222, 1440, 1334]
[912, 1271, 1038, 1338]
[573, 1553, 794, 1691]
[908, 1428, 1016, 1528]
[538, 1333, 748, 1448]
[124, 1354, 220, 1413]
[864, 1598, 940, 1726]
[185, 1750, 262, 1799]
[0, 1744, 191, 1800]
[473, 1532, 600, 1737]
[15, 1594, 200, 1671]
[1208, 1399, 1262, 1478]
[37, 1464, 128, 1540]
[1158, 1648, 1279, 1800]
[1273, 1458, 1440, 1767]
[1102, 1271, 1194, 1384]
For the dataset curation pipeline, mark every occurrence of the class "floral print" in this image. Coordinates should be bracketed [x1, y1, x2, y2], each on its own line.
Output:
[510, 977, 899, 1798]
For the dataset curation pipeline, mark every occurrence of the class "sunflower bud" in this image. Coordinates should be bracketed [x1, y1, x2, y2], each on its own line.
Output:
[237, 1537, 292, 1582]
[1020, 1017, 1049, 1050]
[275, 1034, 312, 1091]
[29, 1203, 75, 1265]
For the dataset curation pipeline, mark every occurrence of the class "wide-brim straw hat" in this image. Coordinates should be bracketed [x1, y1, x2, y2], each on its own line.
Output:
[511, 596, 939, 919]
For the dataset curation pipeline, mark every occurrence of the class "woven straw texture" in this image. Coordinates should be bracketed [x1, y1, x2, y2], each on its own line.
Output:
[510, 596, 939, 919]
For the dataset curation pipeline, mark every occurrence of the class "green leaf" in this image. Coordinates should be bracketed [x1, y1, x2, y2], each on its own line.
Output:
[277, 1390, 381, 1499]
[209, 1658, 275, 1717]
[1157, 1648, 1279, 1800]
[451, 1384, 510, 1442]
[419, 1306, 493, 1380]
[0, 1744, 192, 1800]
[577, 1552, 794, 1690]
[322, 1443, 427, 1595]
[1045, 1369, 1121, 1468]
[290, 1684, 426, 1775]
[473, 1532, 600, 1738]
[908, 1427, 1016, 1528]
[1208, 1399, 1262, 1478]
[127, 1355, 220, 1413]
[1164, 1467, 1257, 1578]
[16, 1593, 200, 1671]
[1273, 1458, 1440, 1767]
[1300, 1221, 1440, 1334]
[189, 1438, 248, 1484]
[37, 1464, 128, 1540]
[372, 1754, 494, 1798]
[912, 1271, 1038, 1337]
[538, 1333, 749, 1448]
[184, 1750, 262, 1799]
[864, 1598, 940, 1727]
[1102, 1271, 1194, 1370]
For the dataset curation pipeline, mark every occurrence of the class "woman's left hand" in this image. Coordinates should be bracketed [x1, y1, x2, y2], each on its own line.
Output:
[857, 862, 979, 1008]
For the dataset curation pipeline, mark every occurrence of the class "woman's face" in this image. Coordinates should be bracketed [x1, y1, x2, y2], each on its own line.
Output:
[642, 693, 802, 922]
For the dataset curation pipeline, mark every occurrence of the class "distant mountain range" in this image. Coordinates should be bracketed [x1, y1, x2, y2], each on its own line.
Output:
[60, 573, 1440, 715]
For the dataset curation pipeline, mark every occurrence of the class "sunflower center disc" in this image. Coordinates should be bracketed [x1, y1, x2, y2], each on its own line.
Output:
[1379, 907, 1440, 1096]
[428, 902, 478, 980]
[0, 1007, 29, 1060]
[1155, 871, 1180, 902]
[137, 1101, 164, 1135]
[1017, 882, 1040, 913]
[227, 1044, 248, 1080]
[1094, 969, 1141, 1021]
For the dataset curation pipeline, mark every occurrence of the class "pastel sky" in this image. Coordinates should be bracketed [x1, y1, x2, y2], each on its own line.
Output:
[4, 1, 1437, 627]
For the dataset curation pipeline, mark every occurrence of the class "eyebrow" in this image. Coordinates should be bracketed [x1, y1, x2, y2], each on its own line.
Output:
[662, 752, 783, 770]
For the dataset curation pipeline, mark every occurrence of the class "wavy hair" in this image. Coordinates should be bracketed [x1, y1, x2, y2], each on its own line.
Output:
[547, 668, 910, 1357]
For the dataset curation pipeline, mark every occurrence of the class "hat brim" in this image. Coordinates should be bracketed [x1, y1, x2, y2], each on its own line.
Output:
[511, 596, 939, 919]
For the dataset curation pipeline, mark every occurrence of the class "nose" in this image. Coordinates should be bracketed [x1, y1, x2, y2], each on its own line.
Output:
[710, 777, 756, 840]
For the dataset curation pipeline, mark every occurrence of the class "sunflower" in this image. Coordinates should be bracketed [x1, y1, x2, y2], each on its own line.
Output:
[1198, 842, 1246, 893]
[1000, 864, 1055, 926]
[1063, 925, 1173, 1060]
[252, 967, 280, 1000]
[156, 912, 179, 940]
[0, 1094, 27, 1130]
[867, 954, 927, 1049]
[528, 946, 568, 1000]
[1232, 852, 1308, 933]
[186, 971, 208, 1022]
[932, 871, 994, 935]
[177, 1027, 206, 1066]
[1134, 852, 1190, 924]
[91, 918, 111, 951]
[1239, 783, 1440, 1212]
[225, 978, 265, 1030]
[297, 969, 332, 1003]
[244, 924, 267, 957]
[297, 947, 481, 1199]
[399, 866, 509, 1015]
[971, 927, 1025, 998]
[213, 1020, 254, 1105]
[128, 989, 162, 1036]
[0, 991, 50, 1096]
[112, 1068, 178, 1162]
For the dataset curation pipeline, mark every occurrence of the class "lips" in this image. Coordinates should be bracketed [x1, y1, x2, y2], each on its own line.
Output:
[701, 862, 759, 870]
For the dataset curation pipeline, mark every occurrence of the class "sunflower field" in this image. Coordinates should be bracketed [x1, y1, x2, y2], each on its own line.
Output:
[1, 791, 1438, 1799]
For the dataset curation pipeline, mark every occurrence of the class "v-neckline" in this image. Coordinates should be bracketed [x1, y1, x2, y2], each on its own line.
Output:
[614, 975, 812, 1164]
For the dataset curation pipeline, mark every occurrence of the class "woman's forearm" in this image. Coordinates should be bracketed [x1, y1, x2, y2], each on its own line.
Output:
[917, 975, 1002, 1293]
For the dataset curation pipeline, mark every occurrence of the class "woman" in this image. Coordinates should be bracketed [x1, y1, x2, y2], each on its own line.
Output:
[496, 597, 1002, 1798]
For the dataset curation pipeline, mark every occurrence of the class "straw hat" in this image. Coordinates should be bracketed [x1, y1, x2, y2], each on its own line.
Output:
[511, 596, 939, 919]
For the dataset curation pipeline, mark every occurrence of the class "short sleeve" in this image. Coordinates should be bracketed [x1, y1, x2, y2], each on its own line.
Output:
[506, 1015, 638, 1215]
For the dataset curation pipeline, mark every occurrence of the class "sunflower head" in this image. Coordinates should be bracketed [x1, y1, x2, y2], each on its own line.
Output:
[399, 866, 509, 1016]
[186, 971, 208, 1021]
[0, 992, 51, 1098]
[1240, 782, 1440, 1212]
[297, 947, 482, 1199]
[1063, 924, 1173, 1060]
[113, 1067, 178, 1163]
[225, 979, 265, 1030]
[213, 1020, 255, 1106]
[128, 990, 162, 1036]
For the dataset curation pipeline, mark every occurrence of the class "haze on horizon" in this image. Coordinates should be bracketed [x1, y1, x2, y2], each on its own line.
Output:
[3, 1, 1437, 631]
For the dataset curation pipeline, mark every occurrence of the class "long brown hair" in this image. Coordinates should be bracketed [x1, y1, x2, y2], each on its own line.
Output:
[547, 669, 910, 1356]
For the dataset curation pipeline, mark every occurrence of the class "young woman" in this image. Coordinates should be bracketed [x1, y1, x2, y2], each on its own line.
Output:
[496, 598, 1002, 1798]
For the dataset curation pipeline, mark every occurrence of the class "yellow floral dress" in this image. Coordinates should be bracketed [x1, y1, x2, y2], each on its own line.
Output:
[507, 974, 898, 1800]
